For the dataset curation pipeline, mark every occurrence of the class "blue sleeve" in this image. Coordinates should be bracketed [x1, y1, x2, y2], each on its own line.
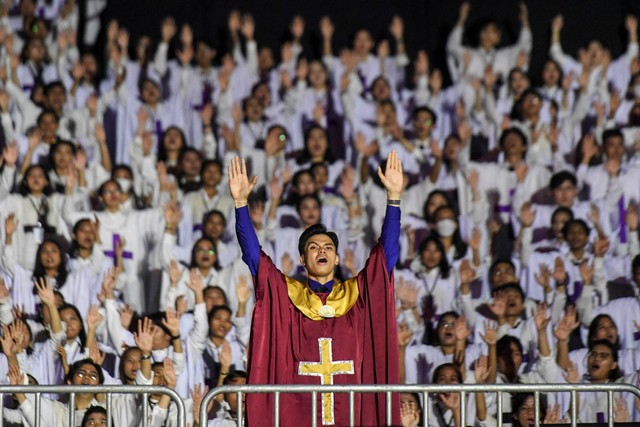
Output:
[235, 206, 260, 276]
[380, 205, 401, 271]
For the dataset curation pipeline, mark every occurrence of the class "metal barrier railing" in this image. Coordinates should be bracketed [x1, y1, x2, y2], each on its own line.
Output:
[0, 385, 186, 427]
[200, 383, 640, 427]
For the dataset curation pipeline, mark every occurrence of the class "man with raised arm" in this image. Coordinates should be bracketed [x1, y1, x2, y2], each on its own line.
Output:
[228, 151, 403, 426]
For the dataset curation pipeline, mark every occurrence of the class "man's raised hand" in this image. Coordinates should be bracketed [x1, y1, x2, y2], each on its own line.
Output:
[228, 157, 258, 208]
[377, 150, 403, 200]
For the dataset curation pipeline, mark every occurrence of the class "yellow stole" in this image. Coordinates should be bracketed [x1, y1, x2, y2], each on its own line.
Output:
[285, 276, 359, 320]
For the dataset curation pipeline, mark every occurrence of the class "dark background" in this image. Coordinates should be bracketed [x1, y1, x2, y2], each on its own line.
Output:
[98, 0, 640, 85]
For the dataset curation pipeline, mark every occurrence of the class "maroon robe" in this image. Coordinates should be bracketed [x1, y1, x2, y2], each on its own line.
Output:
[246, 243, 401, 426]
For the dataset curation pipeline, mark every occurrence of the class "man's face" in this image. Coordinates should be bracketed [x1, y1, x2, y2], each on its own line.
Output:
[501, 132, 526, 158]
[300, 234, 339, 278]
[604, 136, 625, 161]
[413, 111, 434, 137]
[522, 93, 542, 117]
[202, 163, 222, 187]
[502, 288, 524, 317]
[46, 86, 66, 113]
[39, 113, 59, 141]
[490, 262, 517, 287]
[565, 223, 589, 251]
[204, 213, 226, 240]
[552, 181, 577, 208]
[480, 23, 501, 48]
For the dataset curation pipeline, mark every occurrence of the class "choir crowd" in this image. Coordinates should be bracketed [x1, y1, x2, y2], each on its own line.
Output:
[1, 0, 640, 426]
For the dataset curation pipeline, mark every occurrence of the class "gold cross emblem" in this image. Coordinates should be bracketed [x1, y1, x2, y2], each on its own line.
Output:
[298, 338, 355, 425]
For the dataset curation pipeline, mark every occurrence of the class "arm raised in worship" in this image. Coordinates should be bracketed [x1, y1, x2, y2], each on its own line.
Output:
[229, 157, 260, 276]
[378, 150, 403, 271]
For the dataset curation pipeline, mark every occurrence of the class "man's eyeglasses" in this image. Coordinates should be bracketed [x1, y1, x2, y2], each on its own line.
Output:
[587, 351, 612, 361]
[75, 369, 99, 381]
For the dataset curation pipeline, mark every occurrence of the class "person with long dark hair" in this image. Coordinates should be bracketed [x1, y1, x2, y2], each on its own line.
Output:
[1, 164, 64, 271]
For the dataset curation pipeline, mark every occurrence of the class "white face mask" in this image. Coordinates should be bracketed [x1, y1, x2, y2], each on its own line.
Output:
[436, 219, 457, 237]
[116, 178, 132, 193]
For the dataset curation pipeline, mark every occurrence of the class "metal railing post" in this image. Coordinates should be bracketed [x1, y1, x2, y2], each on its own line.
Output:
[236, 391, 243, 427]
[459, 391, 466, 427]
[570, 390, 578, 427]
[68, 392, 75, 427]
[273, 391, 280, 427]
[34, 392, 41, 427]
[607, 390, 614, 427]
[311, 390, 317, 427]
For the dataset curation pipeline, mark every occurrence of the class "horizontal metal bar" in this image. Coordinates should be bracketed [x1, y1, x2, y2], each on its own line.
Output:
[201, 383, 640, 395]
[192, 382, 640, 427]
[0, 385, 181, 395]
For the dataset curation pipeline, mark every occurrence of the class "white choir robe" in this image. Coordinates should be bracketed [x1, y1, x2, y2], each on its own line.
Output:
[0, 192, 70, 270]
[404, 343, 485, 384]
[446, 24, 532, 82]
[516, 199, 611, 242]
[15, 62, 59, 94]
[397, 267, 459, 329]
[570, 347, 640, 378]
[473, 313, 548, 373]
[62, 248, 118, 319]
[115, 91, 187, 164]
[576, 163, 640, 203]
[173, 303, 209, 398]
[592, 297, 640, 350]
[159, 232, 252, 315]
[62, 200, 166, 313]
[183, 189, 236, 236]
[618, 369, 640, 422]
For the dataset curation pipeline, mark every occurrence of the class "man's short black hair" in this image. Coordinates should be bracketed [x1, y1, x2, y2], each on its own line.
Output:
[223, 370, 247, 385]
[298, 224, 339, 256]
[44, 80, 66, 97]
[549, 170, 577, 190]
[413, 106, 437, 125]
[602, 128, 624, 147]
[562, 219, 590, 240]
[492, 282, 525, 300]
[498, 127, 527, 149]
[66, 358, 105, 384]
[81, 406, 107, 427]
